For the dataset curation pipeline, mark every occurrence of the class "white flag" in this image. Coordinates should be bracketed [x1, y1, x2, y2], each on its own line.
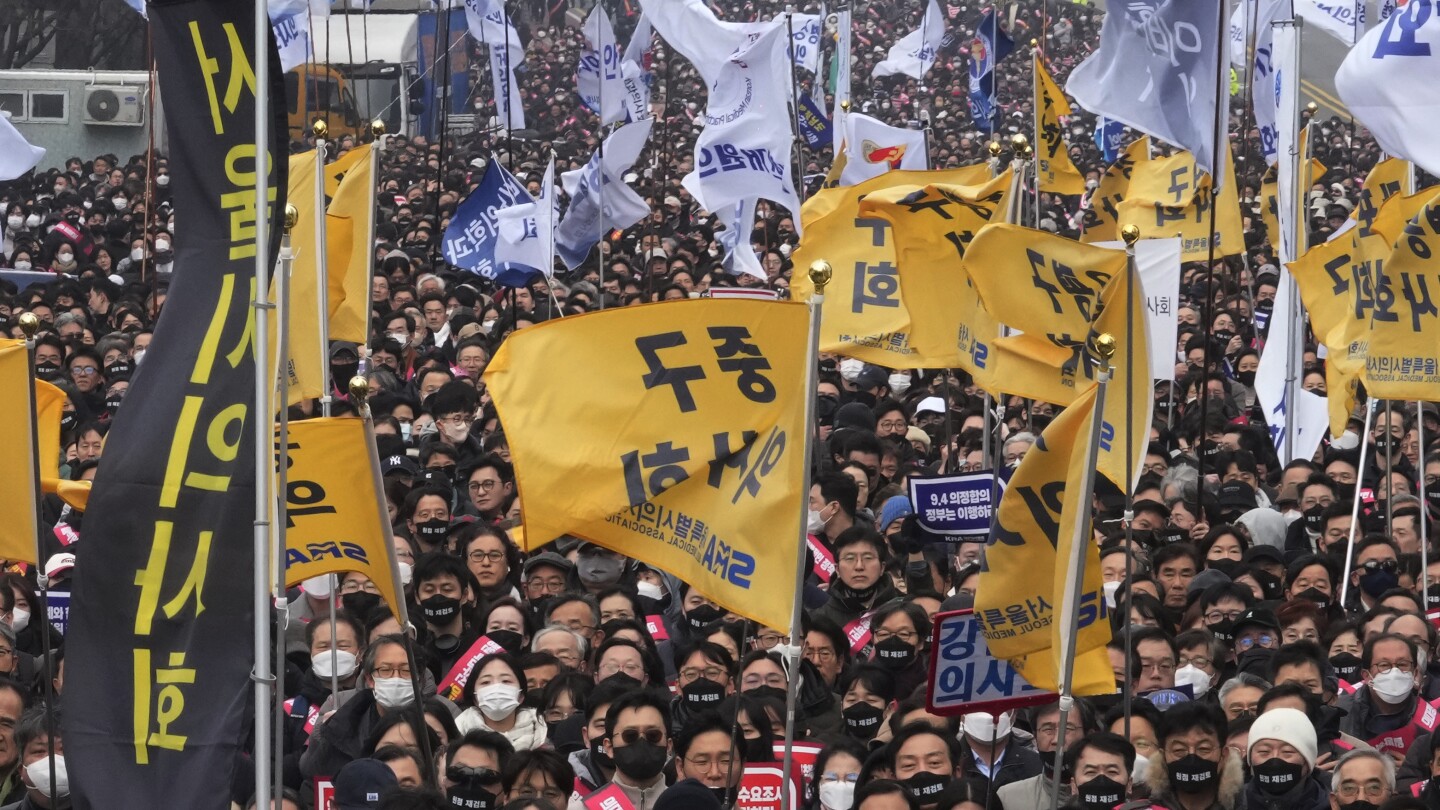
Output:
[621, 12, 654, 122]
[1249, 0, 1287, 167]
[1229, 0, 1250, 67]
[638, 0, 756, 86]
[1097, 238, 1182, 382]
[838, 113, 929, 186]
[1298, 0, 1365, 45]
[577, 7, 627, 125]
[1336, 0, 1440, 178]
[680, 23, 802, 230]
[624, 12, 653, 67]
[785, 12, 824, 75]
[269, 0, 313, 73]
[0, 115, 44, 182]
[496, 156, 558, 278]
[872, 0, 945, 79]
[464, 0, 526, 130]
[555, 119, 654, 269]
[1273, 21, 1303, 264]
[1255, 271, 1330, 463]
[832, 8, 852, 152]
[719, 199, 766, 281]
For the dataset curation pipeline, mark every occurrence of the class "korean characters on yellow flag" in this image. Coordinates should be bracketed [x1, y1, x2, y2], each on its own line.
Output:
[484, 299, 808, 631]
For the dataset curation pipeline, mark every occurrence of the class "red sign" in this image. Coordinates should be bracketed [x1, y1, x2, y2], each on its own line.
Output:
[437, 635, 505, 701]
[772, 742, 824, 800]
[315, 778, 335, 810]
[738, 766, 798, 810]
[583, 783, 637, 810]
[645, 614, 670, 641]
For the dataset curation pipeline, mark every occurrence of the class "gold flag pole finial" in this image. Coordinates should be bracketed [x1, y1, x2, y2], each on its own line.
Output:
[284, 204, 299, 234]
[17, 313, 39, 341]
[987, 140, 1003, 158]
[809, 261, 833, 295]
[840, 100, 851, 112]
[311, 119, 328, 140]
[1095, 333, 1117, 364]
[1120, 224, 1141, 246]
[349, 376, 370, 404]
[370, 119, 387, 139]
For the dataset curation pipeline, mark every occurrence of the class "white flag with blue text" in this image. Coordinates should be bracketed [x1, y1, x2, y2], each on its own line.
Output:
[1067, 0, 1226, 186]
[554, 119, 654, 270]
[872, 0, 945, 79]
[1298, 0, 1364, 45]
[577, 7, 627, 126]
[496, 156, 558, 278]
[465, 0, 526, 130]
[1248, 0, 1286, 166]
[786, 13, 824, 75]
[1337, 0, 1440, 178]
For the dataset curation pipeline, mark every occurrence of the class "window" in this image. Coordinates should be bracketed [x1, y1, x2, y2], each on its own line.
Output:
[29, 91, 67, 122]
[0, 93, 24, 120]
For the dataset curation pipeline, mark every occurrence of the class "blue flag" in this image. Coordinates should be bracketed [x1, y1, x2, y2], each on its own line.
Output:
[796, 91, 832, 150]
[1094, 117, 1124, 165]
[967, 9, 1014, 134]
[442, 158, 535, 286]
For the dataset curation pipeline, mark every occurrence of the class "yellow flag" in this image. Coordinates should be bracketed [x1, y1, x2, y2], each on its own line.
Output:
[963, 224, 1152, 490]
[975, 383, 1115, 694]
[484, 300, 808, 631]
[792, 164, 994, 367]
[282, 417, 405, 616]
[1353, 158, 1411, 237]
[1116, 144, 1245, 261]
[1034, 54, 1085, 196]
[271, 151, 327, 404]
[325, 144, 374, 342]
[1364, 189, 1440, 400]
[1368, 187, 1433, 245]
[1081, 137, 1148, 244]
[35, 380, 63, 482]
[0, 342, 40, 563]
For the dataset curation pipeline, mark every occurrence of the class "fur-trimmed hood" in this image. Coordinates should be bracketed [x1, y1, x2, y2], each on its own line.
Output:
[1142, 748, 1245, 810]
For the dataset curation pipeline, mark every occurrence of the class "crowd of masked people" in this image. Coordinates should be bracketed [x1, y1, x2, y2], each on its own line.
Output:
[0, 0, 1433, 808]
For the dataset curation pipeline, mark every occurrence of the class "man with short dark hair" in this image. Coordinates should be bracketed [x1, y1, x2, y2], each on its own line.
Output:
[673, 714, 742, 804]
[1066, 732, 1136, 810]
[566, 690, 671, 810]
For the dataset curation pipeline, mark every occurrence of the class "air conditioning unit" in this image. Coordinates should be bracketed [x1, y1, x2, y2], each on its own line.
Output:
[83, 85, 144, 126]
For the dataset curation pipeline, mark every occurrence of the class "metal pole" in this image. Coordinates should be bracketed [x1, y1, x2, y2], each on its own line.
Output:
[1280, 35, 1306, 464]
[782, 260, 830, 810]
[786, 8, 809, 210]
[1422, 406, 1430, 595]
[252, 0, 275, 803]
[18, 315, 57, 802]
[1339, 400, 1376, 607]
[273, 217, 297, 807]
[1049, 338, 1116, 810]
[1121, 225, 1139, 739]
[359, 127, 385, 375]
[1386, 400, 1396, 537]
[315, 136, 333, 416]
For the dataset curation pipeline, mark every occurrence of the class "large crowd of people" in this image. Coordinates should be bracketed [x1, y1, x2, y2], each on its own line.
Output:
[0, 0, 1435, 809]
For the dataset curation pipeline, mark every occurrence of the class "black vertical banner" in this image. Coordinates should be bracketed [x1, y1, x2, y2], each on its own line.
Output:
[63, 0, 287, 807]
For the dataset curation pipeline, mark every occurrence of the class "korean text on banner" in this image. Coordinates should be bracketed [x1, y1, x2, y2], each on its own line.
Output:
[974, 384, 1117, 695]
[927, 610, 1055, 716]
[280, 418, 403, 617]
[909, 474, 997, 537]
[483, 300, 808, 631]
[1034, 53, 1085, 195]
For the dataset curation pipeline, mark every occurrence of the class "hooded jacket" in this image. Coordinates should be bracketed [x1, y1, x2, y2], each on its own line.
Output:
[1126, 748, 1244, 810]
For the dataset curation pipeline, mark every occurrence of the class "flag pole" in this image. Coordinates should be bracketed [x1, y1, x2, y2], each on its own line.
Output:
[360, 120, 386, 375]
[980, 140, 1003, 474]
[274, 206, 299, 805]
[1120, 223, 1140, 739]
[1421, 407, 1430, 596]
[1031, 47, 1041, 230]
[1279, 25, 1306, 464]
[786, 7, 810, 208]
[1048, 333, 1116, 810]
[782, 260, 830, 810]
[17, 313, 58, 802]
[1339, 399, 1375, 607]
[314, 122, 334, 416]
[252, 0, 276, 802]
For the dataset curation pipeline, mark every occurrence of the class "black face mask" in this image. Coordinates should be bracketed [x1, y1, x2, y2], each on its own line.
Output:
[34, 361, 59, 377]
[1303, 505, 1326, 535]
[681, 678, 726, 709]
[1208, 559, 1244, 579]
[1372, 437, 1394, 457]
[611, 739, 667, 782]
[421, 593, 461, 624]
[341, 591, 382, 619]
[1157, 527, 1187, 546]
[1214, 329, 1236, 346]
[1336, 481, 1357, 502]
[487, 629, 523, 654]
[842, 702, 884, 740]
[1252, 757, 1304, 795]
[708, 786, 733, 807]
[873, 637, 917, 670]
[1235, 370, 1256, 388]
[745, 685, 789, 705]
[1237, 647, 1276, 677]
[415, 518, 450, 546]
[1296, 587, 1329, 610]
[1330, 652, 1362, 683]
[743, 736, 771, 762]
[105, 394, 124, 413]
[1166, 754, 1219, 793]
[904, 772, 948, 802]
[1427, 488, 1440, 516]
[685, 604, 724, 632]
[59, 412, 77, 433]
[591, 737, 614, 770]
[444, 768, 501, 810]
[524, 687, 545, 708]
[1360, 566, 1399, 597]
[548, 714, 585, 751]
[1207, 619, 1235, 647]
[1077, 775, 1128, 810]
[331, 362, 359, 385]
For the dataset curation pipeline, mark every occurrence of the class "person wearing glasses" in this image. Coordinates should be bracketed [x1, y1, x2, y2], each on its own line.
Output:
[301, 634, 420, 789]
[440, 729, 515, 810]
[463, 453, 517, 526]
[565, 690, 673, 810]
[673, 714, 743, 805]
[811, 527, 901, 643]
[1145, 701, 1241, 810]
[459, 524, 521, 603]
[1329, 749, 1394, 810]
[1345, 538, 1402, 616]
[1229, 609, 1283, 680]
[1338, 633, 1429, 762]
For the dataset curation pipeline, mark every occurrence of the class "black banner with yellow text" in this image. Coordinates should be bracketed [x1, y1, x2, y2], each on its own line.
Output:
[64, 0, 287, 806]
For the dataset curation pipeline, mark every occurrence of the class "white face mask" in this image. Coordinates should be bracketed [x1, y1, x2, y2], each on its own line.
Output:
[56, 252, 74, 264]
[301, 574, 333, 599]
[131, 248, 145, 262]
[806, 506, 829, 535]
[1371, 667, 1416, 703]
[26, 756, 67, 799]
[166, 220, 175, 234]
[1102, 579, 1121, 609]
[387, 330, 410, 347]
[398, 561, 413, 586]
[13, 261, 30, 272]
[154, 239, 170, 252]
[10, 608, 28, 633]
[481, 319, 497, 334]
[888, 373, 911, 397]
[961, 711, 1013, 742]
[133, 348, 146, 366]
[112, 197, 128, 211]
[819, 782, 856, 810]
[636, 580, 663, 601]
[372, 676, 416, 708]
[156, 174, 170, 187]
[1174, 663, 1213, 699]
[24, 214, 39, 228]
[6, 216, 20, 231]
[475, 683, 522, 721]
[313, 648, 358, 680]
[838, 358, 865, 382]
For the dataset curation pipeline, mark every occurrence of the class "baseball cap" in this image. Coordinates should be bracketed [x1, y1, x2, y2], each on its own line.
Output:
[334, 759, 398, 810]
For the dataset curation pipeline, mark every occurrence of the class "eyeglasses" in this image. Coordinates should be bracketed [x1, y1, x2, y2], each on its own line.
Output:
[526, 576, 565, 594]
[685, 755, 735, 772]
[468, 550, 506, 563]
[468, 480, 502, 493]
[741, 673, 786, 689]
[1165, 741, 1217, 759]
[1179, 656, 1212, 669]
[873, 629, 918, 644]
[877, 420, 907, 431]
[1337, 782, 1391, 800]
[514, 786, 569, 804]
[447, 766, 501, 785]
[598, 661, 645, 678]
[339, 580, 379, 594]
[373, 664, 412, 678]
[1360, 559, 1399, 573]
[805, 646, 837, 661]
[839, 553, 879, 566]
[681, 666, 728, 682]
[544, 708, 580, 723]
[1204, 609, 1244, 624]
[1236, 634, 1276, 651]
[754, 634, 789, 649]
[616, 728, 666, 746]
[438, 414, 474, 427]
[71, 366, 98, 376]
[1373, 659, 1416, 673]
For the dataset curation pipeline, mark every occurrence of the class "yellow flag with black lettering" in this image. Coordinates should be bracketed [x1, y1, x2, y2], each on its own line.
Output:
[281, 417, 404, 616]
[1081, 137, 1147, 244]
[0, 341, 40, 563]
[851, 170, 1015, 377]
[974, 383, 1115, 694]
[1116, 144, 1244, 261]
[325, 144, 374, 342]
[1364, 188, 1440, 400]
[1353, 157, 1411, 237]
[963, 224, 1152, 492]
[1034, 54, 1085, 196]
[484, 300, 808, 631]
[792, 164, 993, 367]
